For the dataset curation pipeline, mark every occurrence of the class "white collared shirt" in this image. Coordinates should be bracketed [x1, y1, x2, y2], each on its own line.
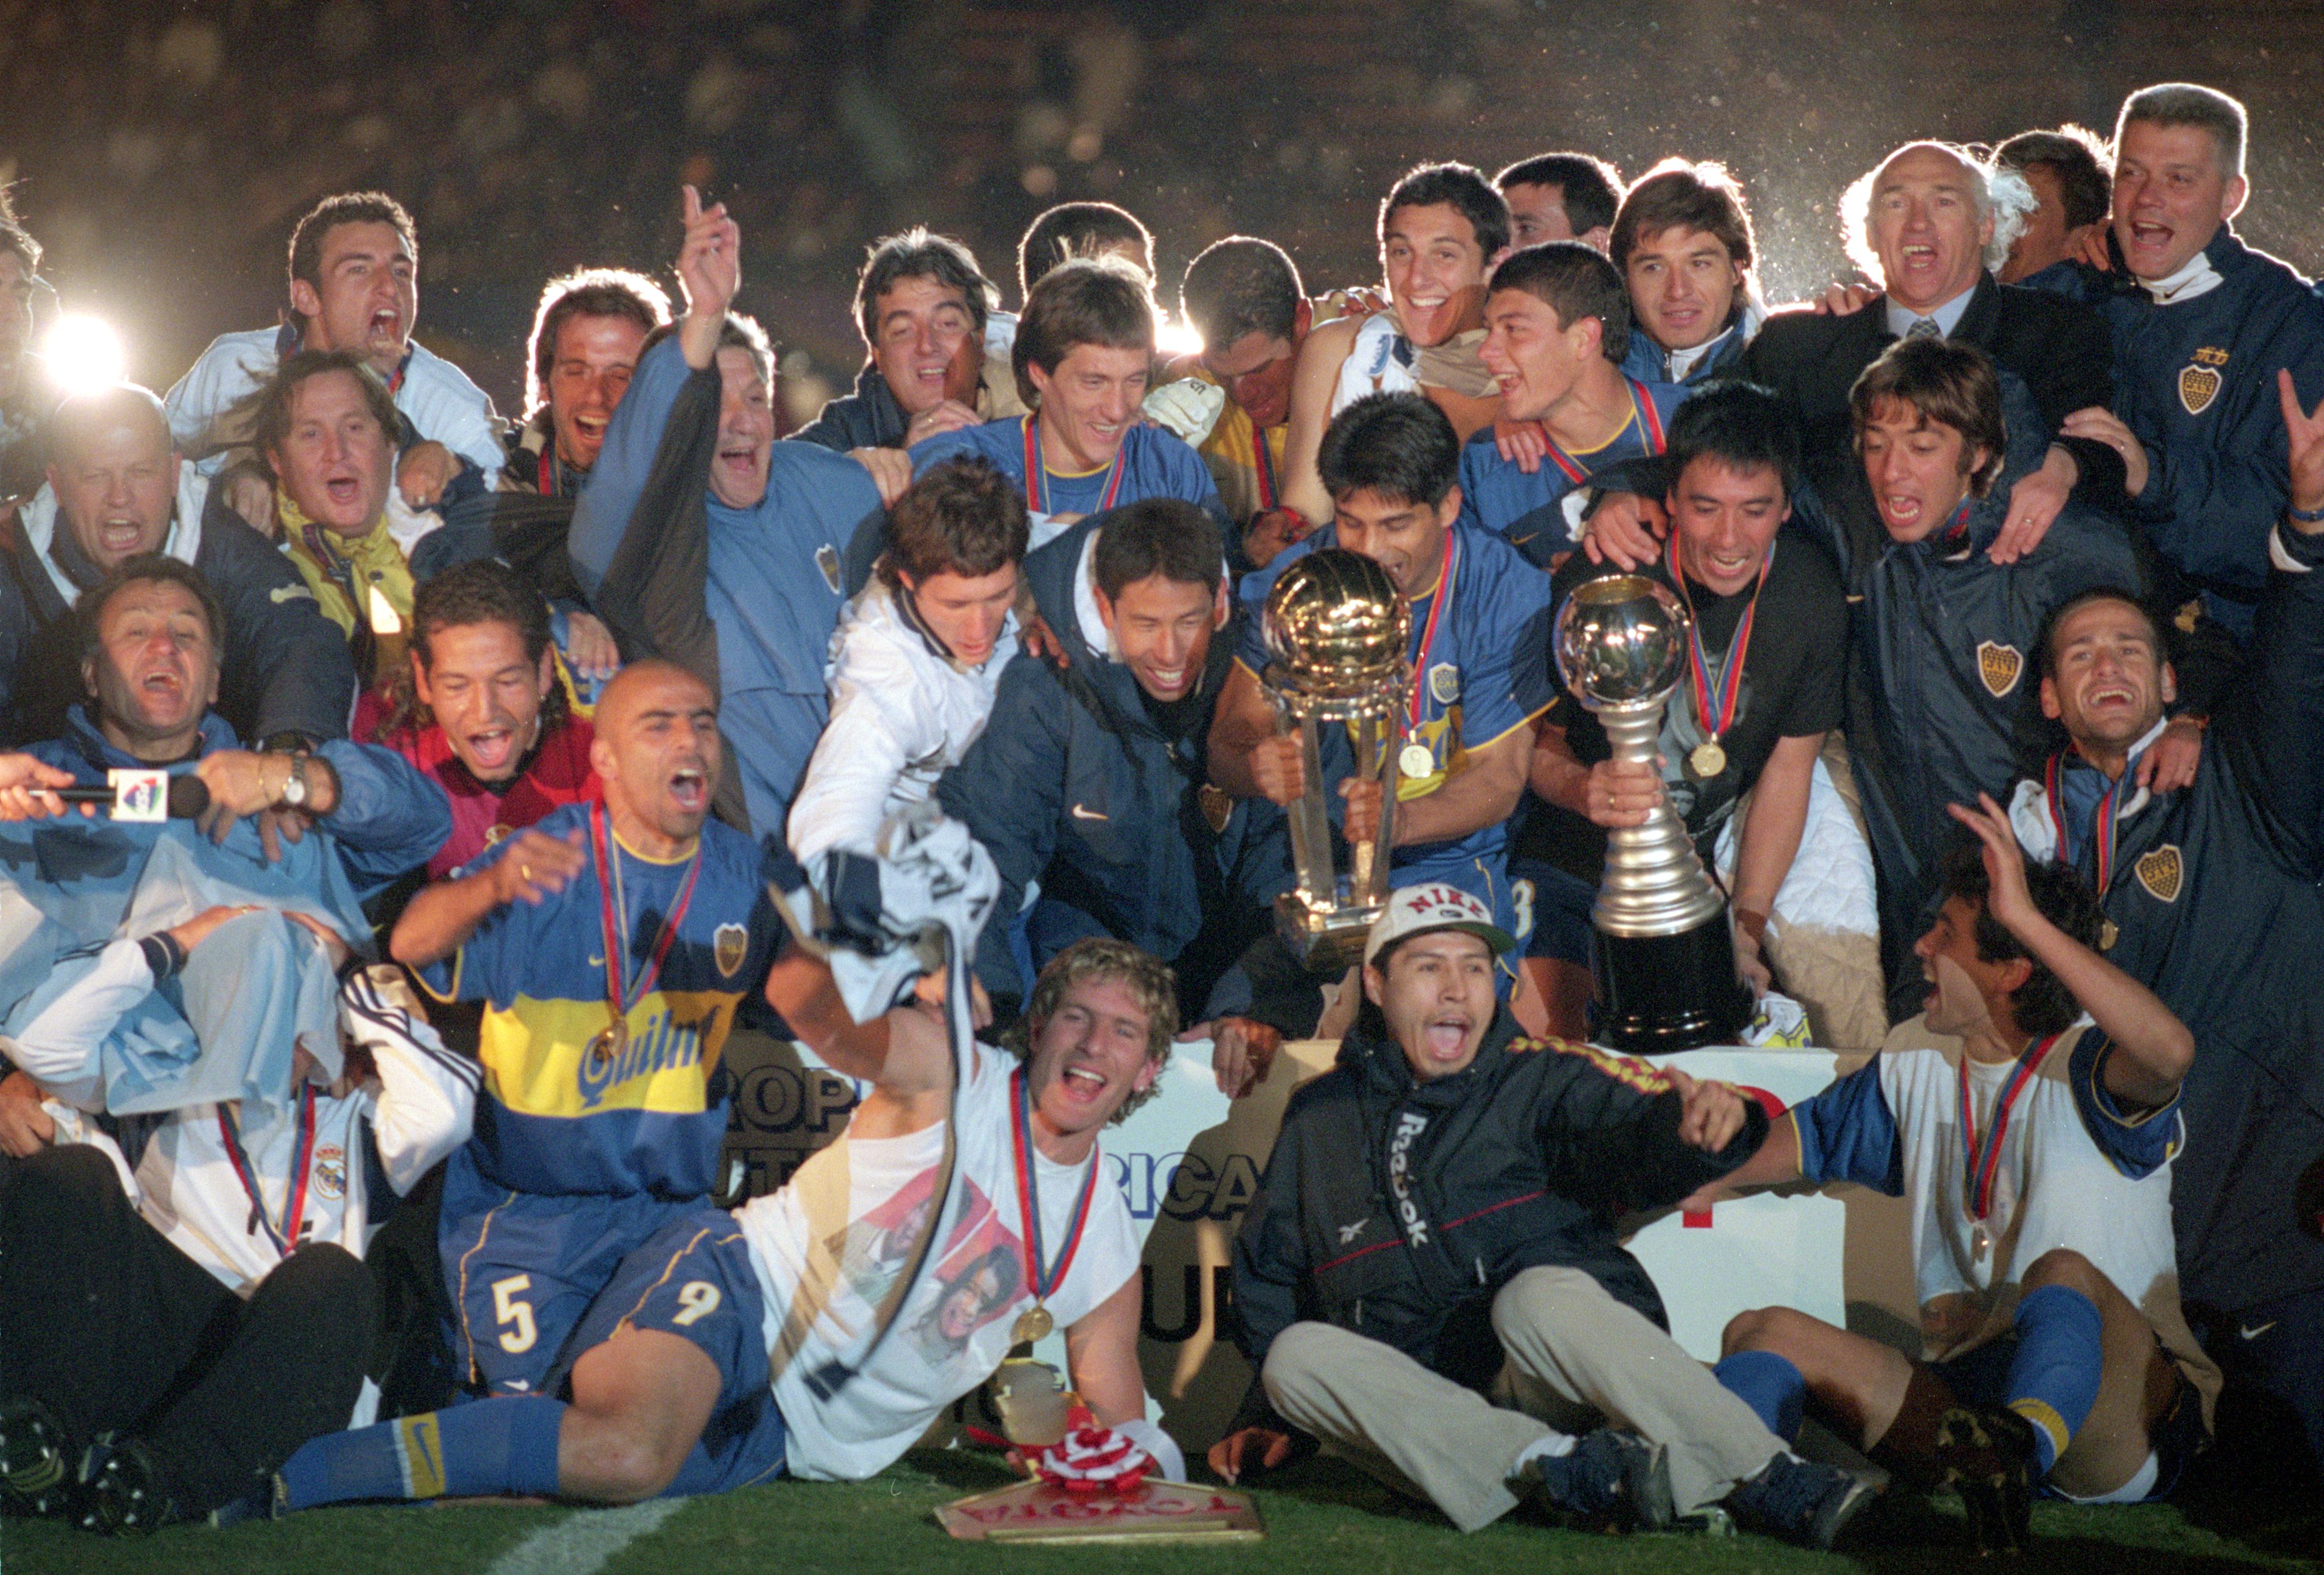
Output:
[1885, 283, 1978, 342]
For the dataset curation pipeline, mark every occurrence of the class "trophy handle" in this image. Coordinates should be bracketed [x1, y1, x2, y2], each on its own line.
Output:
[1346, 709, 1397, 906]
[1272, 701, 1341, 909]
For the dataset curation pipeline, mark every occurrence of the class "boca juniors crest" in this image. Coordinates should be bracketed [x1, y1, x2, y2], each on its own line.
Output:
[2180, 347, 2229, 416]
[1976, 641, 2024, 699]
[715, 922, 749, 978]
[2135, 845, 2184, 903]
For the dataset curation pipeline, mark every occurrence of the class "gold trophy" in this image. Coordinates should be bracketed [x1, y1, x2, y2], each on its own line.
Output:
[1553, 575, 1751, 1051]
[1258, 549, 1412, 971]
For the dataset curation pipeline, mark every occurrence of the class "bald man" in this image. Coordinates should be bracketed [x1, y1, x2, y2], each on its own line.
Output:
[0, 384, 354, 746]
[392, 659, 780, 1399]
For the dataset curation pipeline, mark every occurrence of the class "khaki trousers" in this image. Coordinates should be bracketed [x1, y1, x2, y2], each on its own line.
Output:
[1261, 1265, 1783, 1530]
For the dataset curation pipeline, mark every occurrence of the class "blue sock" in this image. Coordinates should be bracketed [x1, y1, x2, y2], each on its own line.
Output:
[279, 1397, 567, 1508]
[1713, 1350, 1807, 1444]
[2004, 1284, 2104, 1474]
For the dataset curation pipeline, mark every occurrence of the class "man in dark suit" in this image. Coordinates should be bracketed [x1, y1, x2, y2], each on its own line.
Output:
[1585, 142, 2124, 570]
[1739, 143, 2124, 554]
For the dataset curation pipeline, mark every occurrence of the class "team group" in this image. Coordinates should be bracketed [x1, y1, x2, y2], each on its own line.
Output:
[0, 72, 2314, 1558]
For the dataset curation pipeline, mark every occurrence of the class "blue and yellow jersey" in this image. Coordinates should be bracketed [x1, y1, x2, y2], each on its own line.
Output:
[419, 801, 777, 1199]
[1236, 521, 1556, 884]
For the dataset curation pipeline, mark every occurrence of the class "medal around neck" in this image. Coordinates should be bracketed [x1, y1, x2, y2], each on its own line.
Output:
[1258, 548, 1414, 971]
[1553, 575, 1751, 1051]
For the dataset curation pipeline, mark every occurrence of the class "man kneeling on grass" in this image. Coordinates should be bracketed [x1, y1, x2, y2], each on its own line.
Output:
[1699, 801, 2213, 1553]
[1212, 884, 1873, 1549]
[274, 907, 1184, 1507]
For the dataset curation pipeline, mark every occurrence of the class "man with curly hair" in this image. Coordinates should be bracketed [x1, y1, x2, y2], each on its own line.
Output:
[276, 934, 1185, 1507]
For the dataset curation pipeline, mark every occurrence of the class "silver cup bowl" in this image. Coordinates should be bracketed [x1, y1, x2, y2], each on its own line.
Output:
[1553, 574, 1690, 711]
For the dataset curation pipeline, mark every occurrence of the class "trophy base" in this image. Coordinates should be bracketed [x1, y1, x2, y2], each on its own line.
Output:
[935, 1477, 1265, 1543]
[1591, 914, 1753, 1053]
[1274, 892, 1382, 974]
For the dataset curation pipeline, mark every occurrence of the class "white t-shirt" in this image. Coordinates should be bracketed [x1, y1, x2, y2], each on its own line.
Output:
[1799, 1017, 2196, 1365]
[737, 1043, 1139, 1481]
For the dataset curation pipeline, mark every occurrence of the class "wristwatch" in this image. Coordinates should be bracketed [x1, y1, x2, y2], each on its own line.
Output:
[275, 752, 310, 809]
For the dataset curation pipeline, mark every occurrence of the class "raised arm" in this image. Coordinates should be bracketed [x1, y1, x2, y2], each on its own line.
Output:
[1948, 794, 2194, 1108]
[1278, 316, 1358, 529]
[762, 938, 954, 1102]
[568, 187, 737, 662]
[389, 825, 586, 971]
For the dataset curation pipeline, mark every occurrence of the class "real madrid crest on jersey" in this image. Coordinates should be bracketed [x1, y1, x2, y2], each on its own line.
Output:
[715, 921, 749, 977]
[1976, 640, 2023, 698]
[312, 1145, 347, 1200]
[2180, 347, 2229, 416]
[2135, 844, 2184, 903]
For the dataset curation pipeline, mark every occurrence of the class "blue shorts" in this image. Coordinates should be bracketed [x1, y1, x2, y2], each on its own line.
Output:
[1933, 1333, 2207, 1502]
[557, 1206, 788, 1495]
[1507, 858, 1595, 964]
[440, 1151, 714, 1395]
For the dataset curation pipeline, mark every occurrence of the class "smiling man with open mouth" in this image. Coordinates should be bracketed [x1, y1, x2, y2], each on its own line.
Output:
[1215, 883, 1870, 1549]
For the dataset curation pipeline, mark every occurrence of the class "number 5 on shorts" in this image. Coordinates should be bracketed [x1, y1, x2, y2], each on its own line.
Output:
[493, 1273, 538, 1354]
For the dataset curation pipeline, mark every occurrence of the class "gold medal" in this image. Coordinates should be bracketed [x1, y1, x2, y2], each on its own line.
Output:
[1688, 740, 1728, 779]
[2099, 918, 2120, 951]
[589, 1018, 628, 1065]
[1970, 1223, 1990, 1262]
[1011, 1303, 1054, 1347]
[1398, 742, 1434, 781]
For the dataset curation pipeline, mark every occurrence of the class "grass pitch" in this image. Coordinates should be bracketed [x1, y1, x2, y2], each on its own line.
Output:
[4, 1450, 2317, 1575]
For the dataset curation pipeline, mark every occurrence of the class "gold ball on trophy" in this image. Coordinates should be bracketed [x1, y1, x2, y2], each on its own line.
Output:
[1551, 573, 1690, 712]
[1260, 548, 1412, 699]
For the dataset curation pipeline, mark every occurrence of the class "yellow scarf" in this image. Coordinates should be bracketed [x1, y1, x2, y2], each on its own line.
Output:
[278, 491, 413, 641]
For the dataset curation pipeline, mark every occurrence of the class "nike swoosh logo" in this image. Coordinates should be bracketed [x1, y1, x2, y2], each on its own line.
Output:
[587, 954, 606, 968]
[1070, 804, 1108, 821]
[2239, 1321, 2278, 1341]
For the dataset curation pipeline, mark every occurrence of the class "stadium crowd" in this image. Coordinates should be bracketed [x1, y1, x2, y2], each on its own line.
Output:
[0, 73, 2318, 1559]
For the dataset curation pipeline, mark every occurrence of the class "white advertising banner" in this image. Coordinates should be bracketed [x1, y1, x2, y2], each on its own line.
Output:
[717, 1030, 1914, 1448]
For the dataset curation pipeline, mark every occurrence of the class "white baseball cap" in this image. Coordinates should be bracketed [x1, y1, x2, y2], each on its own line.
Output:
[1363, 883, 1517, 969]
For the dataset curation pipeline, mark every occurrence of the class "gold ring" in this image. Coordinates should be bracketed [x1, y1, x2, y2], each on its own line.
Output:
[520, 863, 533, 882]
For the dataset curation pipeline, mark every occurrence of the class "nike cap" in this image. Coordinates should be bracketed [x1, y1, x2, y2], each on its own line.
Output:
[1363, 883, 1516, 970]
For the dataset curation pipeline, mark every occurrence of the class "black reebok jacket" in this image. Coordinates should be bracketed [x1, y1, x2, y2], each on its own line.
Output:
[1229, 1007, 1765, 1403]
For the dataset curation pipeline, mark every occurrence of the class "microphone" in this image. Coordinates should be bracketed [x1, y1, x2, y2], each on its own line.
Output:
[49, 770, 211, 821]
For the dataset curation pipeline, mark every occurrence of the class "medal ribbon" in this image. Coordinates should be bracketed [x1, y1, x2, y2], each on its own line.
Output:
[217, 1086, 319, 1257]
[1664, 529, 1772, 747]
[1009, 1066, 1101, 1306]
[1539, 377, 1667, 486]
[536, 444, 560, 498]
[1252, 422, 1279, 512]
[1957, 1030, 2064, 1223]
[1023, 415, 1124, 517]
[1937, 498, 1976, 553]
[2042, 748, 2132, 896]
[1406, 530, 1460, 739]
[589, 801, 704, 1029]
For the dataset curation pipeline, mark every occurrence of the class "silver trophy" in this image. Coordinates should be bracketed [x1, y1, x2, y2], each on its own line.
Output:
[1553, 575, 1751, 1050]
[1260, 549, 1412, 971]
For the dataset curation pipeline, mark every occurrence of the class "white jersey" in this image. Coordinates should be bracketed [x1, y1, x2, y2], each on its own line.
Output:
[1799, 1018, 2207, 1383]
[20, 955, 475, 1295]
[787, 579, 1017, 861]
[1330, 311, 1421, 417]
[163, 326, 507, 476]
[736, 1043, 1139, 1481]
